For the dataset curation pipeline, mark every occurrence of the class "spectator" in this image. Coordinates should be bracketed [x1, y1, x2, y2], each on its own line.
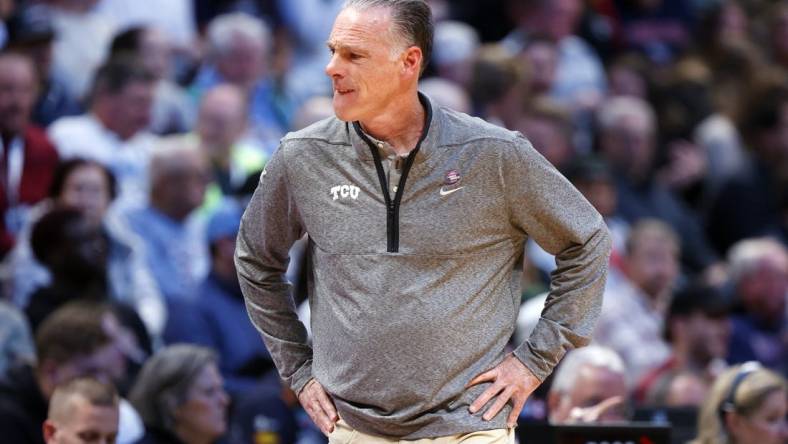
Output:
[596, 95, 718, 272]
[0, 301, 141, 444]
[547, 345, 630, 424]
[725, 238, 787, 373]
[510, 96, 574, 172]
[124, 139, 209, 303]
[42, 0, 118, 102]
[431, 20, 479, 89]
[24, 208, 109, 333]
[1, 158, 165, 336]
[691, 362, 787, 444]
[108, 26, 193, 135]
[190, 12, 294, 156]
[3, 4, 82, 126]
[594, 220, 678, 383]
[708, 82, 788, 252]
[129, 344, 230, 444]
[0, 52, 59, 258]
[43, 377, 119, 444]
[502, 0, 607, 113]
[520, 36, 558, 97]
[275, 0, 343, 104]
[636, 282, 731, 404]
[164, 201, 273, 395]
[467, 43, 528, 128]
[48, 57, 157, 211]
[190, 84, 267, 211]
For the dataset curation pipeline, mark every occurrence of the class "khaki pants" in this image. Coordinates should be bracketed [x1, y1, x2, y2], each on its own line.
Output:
[328, 419, 515, 444]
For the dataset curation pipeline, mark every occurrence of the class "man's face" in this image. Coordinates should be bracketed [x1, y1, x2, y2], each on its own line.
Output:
[45, 396, 118, 444]
[197, 90, 246, 152]
[104, 81, 153, 140]
[600, 116, 655, 181]
[325, 7, 411, 123]
[626, 235, 679, 300]
[0, 56, 37, 134]
[740, 254, 788, 326]
[684, 312, 730, 363]
[215, 35, 265, 90]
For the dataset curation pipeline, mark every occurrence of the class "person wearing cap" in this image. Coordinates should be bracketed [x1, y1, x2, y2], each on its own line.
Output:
[3, 5, 82, 127]
[0, 51, 59, 259]
[164, 200, 273, 396]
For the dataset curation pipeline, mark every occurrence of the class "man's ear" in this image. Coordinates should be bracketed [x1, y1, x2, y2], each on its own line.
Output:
[401, 46, 423, 77]
[43, 419, 58, 442]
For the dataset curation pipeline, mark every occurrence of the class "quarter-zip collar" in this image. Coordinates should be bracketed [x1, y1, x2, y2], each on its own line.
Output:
[348, 92, 437, 164]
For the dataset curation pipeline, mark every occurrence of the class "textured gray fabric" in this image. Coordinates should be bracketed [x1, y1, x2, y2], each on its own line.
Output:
[235, 97, 611, 439]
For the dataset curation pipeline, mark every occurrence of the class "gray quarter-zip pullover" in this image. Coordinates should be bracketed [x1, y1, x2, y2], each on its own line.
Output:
[235, 95, 611, 439]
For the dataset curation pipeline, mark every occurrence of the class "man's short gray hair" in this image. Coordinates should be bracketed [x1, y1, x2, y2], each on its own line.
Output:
[727, 237, 788, 285]
[206, 12, 271, 56]
[596, 96, 656, 134]
[550, 345, 626, 395]
[343, 0, 433, 74]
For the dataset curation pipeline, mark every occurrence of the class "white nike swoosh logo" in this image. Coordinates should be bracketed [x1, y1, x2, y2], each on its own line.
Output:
[439, 186, 465, 196]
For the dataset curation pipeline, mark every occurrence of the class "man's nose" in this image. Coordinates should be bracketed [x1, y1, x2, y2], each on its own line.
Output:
[325, 54, 342, 78]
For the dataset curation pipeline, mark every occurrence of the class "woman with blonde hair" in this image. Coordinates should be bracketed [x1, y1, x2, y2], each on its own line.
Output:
[691, 362, 787, 444]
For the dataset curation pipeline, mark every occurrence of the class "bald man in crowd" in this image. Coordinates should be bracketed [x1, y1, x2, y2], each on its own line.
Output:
[43, 377, 119, 444]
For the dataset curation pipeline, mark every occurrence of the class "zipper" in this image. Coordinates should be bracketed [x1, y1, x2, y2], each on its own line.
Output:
[353, 96, 432, 252]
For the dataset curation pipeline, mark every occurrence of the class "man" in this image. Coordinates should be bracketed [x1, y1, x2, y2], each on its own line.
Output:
[4, 4, 82, 127]
[725, 238, 787, 373]
[635, 282, 731, 403]
[594, 220, 679, 383]
[43, 377, 119, 444]
[124, 139, 209, 303]
[192, 84, 267, 211]
[0, 52, 59, 258]
[547, 345, 629, 424]
[0, 301, 133, 444]
[48, 56, 157, 211]
[191, 12, 294, 156]
[595, 96, 718, 273]
[235, 1, 611, 442]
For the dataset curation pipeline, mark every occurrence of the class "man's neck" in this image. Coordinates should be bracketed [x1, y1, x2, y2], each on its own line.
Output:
[359, 93, 425, 156]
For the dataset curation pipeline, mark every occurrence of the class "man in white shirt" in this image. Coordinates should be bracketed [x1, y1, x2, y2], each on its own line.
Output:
[48, 57, 157, 211]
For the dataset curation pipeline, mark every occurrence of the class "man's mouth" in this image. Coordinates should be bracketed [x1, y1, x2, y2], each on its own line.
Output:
[335, 88, 354, 94]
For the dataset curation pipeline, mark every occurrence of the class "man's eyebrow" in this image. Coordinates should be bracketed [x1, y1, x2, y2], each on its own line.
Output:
[326, 41, 368, 55]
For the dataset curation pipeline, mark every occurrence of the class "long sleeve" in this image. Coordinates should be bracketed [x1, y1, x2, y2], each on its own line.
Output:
[505, 135, 612, 381]
[234, 146, 312, 393]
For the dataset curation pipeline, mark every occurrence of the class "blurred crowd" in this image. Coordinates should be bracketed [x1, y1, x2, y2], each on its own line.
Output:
[0, 0, 785, 443]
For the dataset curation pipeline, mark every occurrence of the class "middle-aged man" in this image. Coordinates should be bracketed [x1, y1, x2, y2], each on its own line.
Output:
[235, 1, 611, 442]
[43, 377, 119, 444]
